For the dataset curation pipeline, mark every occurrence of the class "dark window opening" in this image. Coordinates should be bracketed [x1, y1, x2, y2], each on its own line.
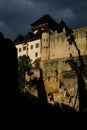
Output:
[35, 52, 38, 57]
[36, 43, 39, 48]
[19, 48, 21, 52]
[30, 45, 33, 49]
[23, 46, 26, 51]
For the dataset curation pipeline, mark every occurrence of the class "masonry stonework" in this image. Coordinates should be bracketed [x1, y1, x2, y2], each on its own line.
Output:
[41, 27, 87, 61]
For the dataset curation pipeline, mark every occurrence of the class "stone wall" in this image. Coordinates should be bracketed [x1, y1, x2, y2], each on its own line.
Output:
[59, 71, 79, 110]
[24, 56, 87, 111]
[40, 58, 71, 79]
[41, 27, 87, 61]
[24, 27, 87, 111]
[40, 59, 79, 109]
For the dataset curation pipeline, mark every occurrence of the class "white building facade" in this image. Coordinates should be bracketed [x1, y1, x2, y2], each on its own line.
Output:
[27, 39, 41, 62]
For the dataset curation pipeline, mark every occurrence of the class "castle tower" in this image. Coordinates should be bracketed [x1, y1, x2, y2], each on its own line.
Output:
[41, 31, 50, 60]
[31, 14, 59, 61]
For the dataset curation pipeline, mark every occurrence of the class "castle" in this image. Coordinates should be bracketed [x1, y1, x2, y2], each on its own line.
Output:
[14, 14, 87, 66]
[14, 14, 87, 110]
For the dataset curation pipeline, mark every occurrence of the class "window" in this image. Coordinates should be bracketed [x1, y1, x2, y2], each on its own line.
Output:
[30, 45, 33, 49]
[43, 39, 45, 42]
[23, 46, 26, 51]
[19, 48, 21, 52]
[35, 52, 38, 57]
[35, 43, 39, 48]
[46, 39, 48, 42]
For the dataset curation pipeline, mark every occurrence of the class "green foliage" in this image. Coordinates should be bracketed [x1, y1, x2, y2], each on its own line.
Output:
[18, 55, 32, 89]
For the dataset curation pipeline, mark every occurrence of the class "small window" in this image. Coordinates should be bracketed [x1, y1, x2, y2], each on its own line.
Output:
[46, 39, 48, 42]
[23, 46, 26, 51]
[35, 52, 38, 57]
[19, 48, 21, 52]
[30, 45, 33, 49]
[35, 43, 39, 48]
[43, 39, 45, 42]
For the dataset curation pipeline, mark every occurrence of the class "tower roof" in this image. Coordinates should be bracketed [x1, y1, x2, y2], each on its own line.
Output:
[22, 32, 34, 42]
[31, 14, 58, 27]
[31, 14, 59, 32]
[57, 20, 69, 32]
[14, 34, 24, 44]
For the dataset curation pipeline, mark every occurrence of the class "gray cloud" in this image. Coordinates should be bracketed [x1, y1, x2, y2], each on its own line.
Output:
[0, 20, 17, 39]
[0, 0, 87, 40]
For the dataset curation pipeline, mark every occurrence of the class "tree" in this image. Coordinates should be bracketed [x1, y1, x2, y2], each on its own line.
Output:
[18, 55, 32, 90]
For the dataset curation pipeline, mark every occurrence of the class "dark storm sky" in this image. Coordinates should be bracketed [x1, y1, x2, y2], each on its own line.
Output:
[0, 0, 87, 40]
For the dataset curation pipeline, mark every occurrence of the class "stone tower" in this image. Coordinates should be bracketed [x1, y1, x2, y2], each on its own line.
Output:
[31, 14, 59, 61]
[41, 31, 50, 60]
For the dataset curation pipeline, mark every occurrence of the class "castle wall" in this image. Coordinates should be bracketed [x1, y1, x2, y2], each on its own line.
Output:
[27, 39, 41, 63]
[16, 43, 27, 57]
[50, 32, 70, 59]
[40, 58, 71, 80]
[41, 27, 87, 61]
[24, 27, 87, 110]
[49, 27, 87, 60]
[40, 59, 79, 109]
